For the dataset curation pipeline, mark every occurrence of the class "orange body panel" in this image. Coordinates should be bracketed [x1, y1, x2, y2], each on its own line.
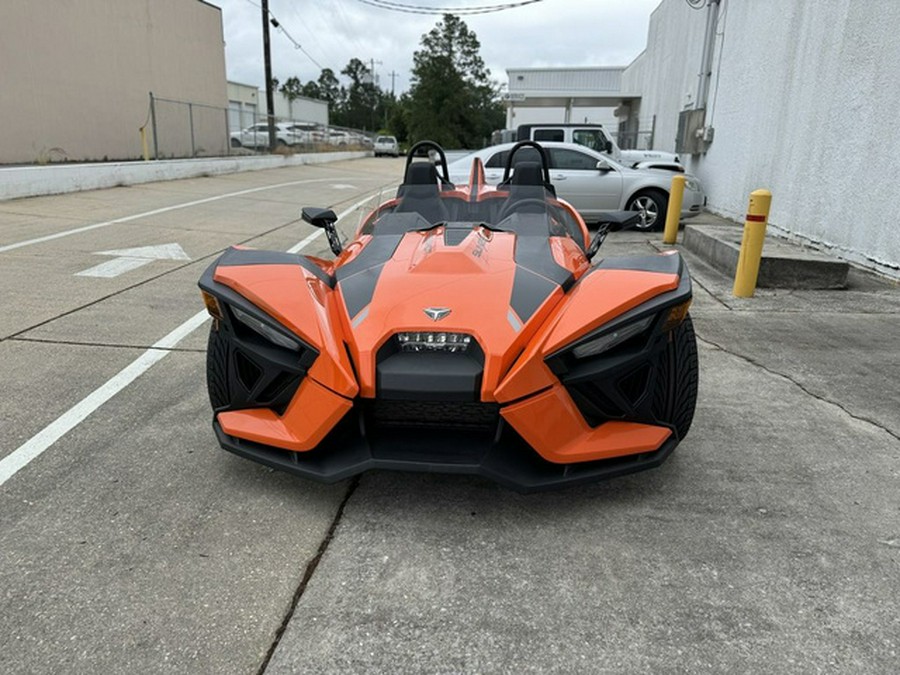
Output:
[495, 268, 679, 403]
[501, 384, 672, 463]
[339, 227, 569, 400]
[213, 263, 358, 398]
[217, 378, 352, 451]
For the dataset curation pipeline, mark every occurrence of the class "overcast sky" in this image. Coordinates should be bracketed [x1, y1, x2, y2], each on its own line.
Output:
[214, 0, 662, 95]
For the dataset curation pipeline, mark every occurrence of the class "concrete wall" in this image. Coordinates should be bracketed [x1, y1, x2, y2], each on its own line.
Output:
[0, 0, 227, 164]
[623, 0, 900, 278]
[0, 152, 370, 202]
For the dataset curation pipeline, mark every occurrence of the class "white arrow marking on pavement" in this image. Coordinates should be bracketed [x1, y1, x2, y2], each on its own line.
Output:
[76, 243, 191, 278]
[0, 192, 380, 489]
[331, 184, 357, 190]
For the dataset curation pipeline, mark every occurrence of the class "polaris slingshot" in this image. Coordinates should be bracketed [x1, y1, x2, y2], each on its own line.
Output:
[199, 141, 698, 492]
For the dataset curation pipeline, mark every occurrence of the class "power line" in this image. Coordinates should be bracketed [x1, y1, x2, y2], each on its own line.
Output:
[269, 16, 324, 70]
[353, 0, 546, 16]
[245, 0, 325, 70]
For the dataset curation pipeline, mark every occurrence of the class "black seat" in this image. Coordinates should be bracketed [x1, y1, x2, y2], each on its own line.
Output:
[495, 160, 551, 222]
[394, 162, 451, 225]
[511, 161, 544, 189]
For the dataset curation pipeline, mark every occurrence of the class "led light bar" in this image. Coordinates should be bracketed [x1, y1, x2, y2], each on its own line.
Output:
[396, 332, 472, 353]
[571, 316, 653, 359]
[231, 306, 302, 352]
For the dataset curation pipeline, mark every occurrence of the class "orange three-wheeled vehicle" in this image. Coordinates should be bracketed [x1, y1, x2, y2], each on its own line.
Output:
[199, 141, 698, 491]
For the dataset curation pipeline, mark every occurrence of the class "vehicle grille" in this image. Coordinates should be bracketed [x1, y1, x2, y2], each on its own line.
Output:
[368, 400, 500, 431]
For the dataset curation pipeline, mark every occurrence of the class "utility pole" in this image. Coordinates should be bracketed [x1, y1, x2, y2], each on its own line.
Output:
[262, 0, 276, 151]
[389, 70, 398, 97]
[368, 59, 382, 131]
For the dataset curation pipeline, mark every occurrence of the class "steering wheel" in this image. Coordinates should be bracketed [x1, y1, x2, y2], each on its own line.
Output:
[405, 140, 452, 185]
[496, 197, 549, 222]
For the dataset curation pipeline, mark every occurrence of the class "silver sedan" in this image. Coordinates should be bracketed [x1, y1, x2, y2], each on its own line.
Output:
[447, 141, 705, 230]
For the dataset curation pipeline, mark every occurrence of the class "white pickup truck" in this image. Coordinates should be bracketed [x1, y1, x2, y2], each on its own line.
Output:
[513, 124, 683, 171]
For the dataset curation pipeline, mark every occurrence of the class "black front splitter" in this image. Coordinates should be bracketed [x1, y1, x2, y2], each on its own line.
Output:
[213, 421, 677, 494]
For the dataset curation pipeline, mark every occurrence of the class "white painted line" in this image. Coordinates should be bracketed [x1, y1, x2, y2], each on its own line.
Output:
[0, 189, 382, 489]
[76, 257, 156, 278]
[95, 243, 192, 261]
[0, 310, 210, 488]
[0, 178, 336, 254]
[76, 243, 191, 278]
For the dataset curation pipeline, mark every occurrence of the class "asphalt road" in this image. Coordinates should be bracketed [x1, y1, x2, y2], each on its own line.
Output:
[1, 160, 898, 674]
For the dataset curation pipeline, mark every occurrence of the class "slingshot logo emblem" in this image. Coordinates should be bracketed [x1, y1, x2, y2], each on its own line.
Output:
[424, 307, 451, 321]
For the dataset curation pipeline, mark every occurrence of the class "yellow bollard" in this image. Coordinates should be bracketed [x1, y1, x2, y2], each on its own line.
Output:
[140, 126, 150, 162]
[663, 174, 686, 244]
[732, 189, 773, 297]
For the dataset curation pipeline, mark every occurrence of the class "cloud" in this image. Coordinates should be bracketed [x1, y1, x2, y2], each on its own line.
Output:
[215, 0, 660, 93]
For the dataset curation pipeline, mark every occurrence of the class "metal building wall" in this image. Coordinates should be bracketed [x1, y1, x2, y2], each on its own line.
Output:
[623, 0, 900, 277]
[0, 0, 227, 164]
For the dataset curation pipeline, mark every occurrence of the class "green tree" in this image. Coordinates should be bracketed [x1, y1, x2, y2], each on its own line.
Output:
[280, 76, 304, 101]
[338, 58, 380, 130]
[407, 14, 504, 148]
[313, 68, 341, 107]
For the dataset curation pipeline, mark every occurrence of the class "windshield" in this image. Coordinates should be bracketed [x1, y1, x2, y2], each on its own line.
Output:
[360, 171, 582, 243]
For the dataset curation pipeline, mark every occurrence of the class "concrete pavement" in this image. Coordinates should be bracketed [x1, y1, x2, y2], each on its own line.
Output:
[1, 165, 898, 673]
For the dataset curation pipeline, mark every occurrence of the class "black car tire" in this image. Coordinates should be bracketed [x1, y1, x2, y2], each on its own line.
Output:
[207, 325, 230, 410]
[652, 314, 698, 441]
[230, 138, 242, 148]
[627, 189, 669, 232]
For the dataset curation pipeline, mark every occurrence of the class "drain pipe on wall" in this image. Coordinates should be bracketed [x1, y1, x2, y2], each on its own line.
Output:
[696, 0, 722, 111]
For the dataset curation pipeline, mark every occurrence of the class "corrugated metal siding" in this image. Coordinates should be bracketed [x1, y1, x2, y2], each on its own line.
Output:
[508, 68, 624, 94]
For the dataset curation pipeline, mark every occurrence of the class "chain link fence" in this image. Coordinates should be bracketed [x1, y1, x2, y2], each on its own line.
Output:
[146, 93, 374, 160]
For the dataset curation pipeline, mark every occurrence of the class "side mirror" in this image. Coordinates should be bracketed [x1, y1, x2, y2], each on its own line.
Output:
[586, 223, 610, 261]
[301, 206, 342, 255]
[604, 140, 613, 153]
[586, 210, 643, 260]
[301, 207, 337, 228]
[597, 210, 642, 232]
[596, 159, 613, 172]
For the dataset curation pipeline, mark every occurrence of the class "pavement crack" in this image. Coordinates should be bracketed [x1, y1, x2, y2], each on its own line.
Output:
[696, 333, 900, 443]
[0, 218, 303, 344]
[9, 336, 205, 353]
[257, 476, 360, 675]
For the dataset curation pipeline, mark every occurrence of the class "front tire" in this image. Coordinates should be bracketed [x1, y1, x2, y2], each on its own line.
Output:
[652, 315, 699, 441]
[206, 325, 230, 410]
[627, 189, 668, 232]
[230, 138, 242, 148]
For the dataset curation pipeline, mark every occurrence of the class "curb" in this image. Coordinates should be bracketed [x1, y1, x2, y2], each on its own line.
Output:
[0, 151, 371, 202]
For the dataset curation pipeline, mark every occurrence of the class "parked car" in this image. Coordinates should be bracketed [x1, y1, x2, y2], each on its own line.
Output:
[229, 122, 306, 149]
[514, 124, 683, 171]
[327, 130, 354, 146]
[447, 141, 704, 230]
[287, 122, 326, 144]
[373, 135, 400, 157]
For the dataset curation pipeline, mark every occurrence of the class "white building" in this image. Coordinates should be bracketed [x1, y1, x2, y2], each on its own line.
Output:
[624, 0, 900, 278]
[505, 1, 900, 278]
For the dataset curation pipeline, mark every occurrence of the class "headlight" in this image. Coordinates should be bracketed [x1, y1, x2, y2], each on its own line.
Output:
[571, 315, 654, 360]
[396, 332, 472, 353]
[231, 306, 302, 351]
[684, 177, 700, 192]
